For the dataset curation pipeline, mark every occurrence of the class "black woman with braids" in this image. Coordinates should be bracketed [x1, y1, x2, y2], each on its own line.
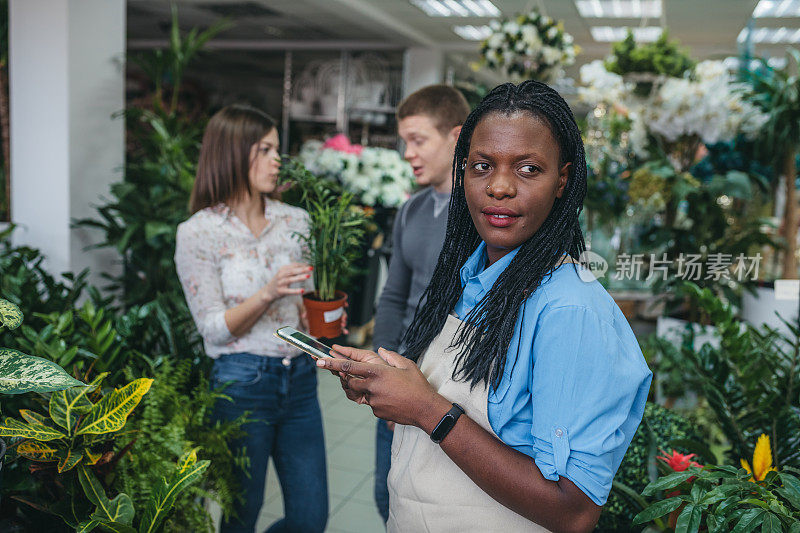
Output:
[318, 81, 652, 533]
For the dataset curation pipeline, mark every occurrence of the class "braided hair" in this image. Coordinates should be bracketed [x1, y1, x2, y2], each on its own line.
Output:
[400, 80, 587, 390]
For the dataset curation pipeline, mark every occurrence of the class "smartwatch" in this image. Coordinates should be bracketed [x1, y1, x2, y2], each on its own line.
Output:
[430, 403, 465, 444]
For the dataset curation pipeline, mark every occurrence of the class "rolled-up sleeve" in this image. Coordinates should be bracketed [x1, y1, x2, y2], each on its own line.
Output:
[175, 223, 235, 345]
[529, 305, 651, 505]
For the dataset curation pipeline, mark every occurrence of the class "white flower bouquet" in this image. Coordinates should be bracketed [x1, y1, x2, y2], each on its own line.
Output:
[479, 10, 579, 83]
[299, 134, 415, 208]
[579, 59, 768, 162]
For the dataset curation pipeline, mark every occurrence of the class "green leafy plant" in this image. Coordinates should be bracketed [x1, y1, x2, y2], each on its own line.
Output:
[651, 283, 800, 469]
[129, 5, 230, 115]
[0, 373, 209, 532]
[744, 50, 800, 279]
[633, 464, 800, 531]
[280, 157, 369, 301]
[599, 402, 708, 532]
[605, 30, 695, 82]
[633, 161, 774, 308]
[0, 298, 85, 395]
[116, 358, 249, 532]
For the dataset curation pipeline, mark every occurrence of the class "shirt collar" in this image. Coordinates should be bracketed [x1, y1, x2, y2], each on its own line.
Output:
[459, 241, 522, 292]
[213, 199, 277, 228]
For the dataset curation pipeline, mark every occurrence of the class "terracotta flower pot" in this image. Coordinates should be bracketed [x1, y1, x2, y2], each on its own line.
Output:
[303, 290, 347, 339]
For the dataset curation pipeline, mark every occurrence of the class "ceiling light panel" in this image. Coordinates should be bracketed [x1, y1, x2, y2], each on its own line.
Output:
[453, 24, 493, 40]
[738, 26, 800, 43]
[410, 0, 500, 17]
[753, 0, 800, 17]
[590, 26, 663, 42]
[576, 0, 662, 18]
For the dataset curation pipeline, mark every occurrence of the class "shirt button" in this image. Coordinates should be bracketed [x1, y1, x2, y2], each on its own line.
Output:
[554, 428, 564, 438]
[281, 357, 291, 367]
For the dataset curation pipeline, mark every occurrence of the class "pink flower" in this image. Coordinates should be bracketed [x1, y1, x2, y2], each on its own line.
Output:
[323, 133, 363, 155]
[658, 449, 703, 483]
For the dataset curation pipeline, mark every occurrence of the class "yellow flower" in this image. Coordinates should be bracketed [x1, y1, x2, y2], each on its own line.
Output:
[740, 434, 777, 482]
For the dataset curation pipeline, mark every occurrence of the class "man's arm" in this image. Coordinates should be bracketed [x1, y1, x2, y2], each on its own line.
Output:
[372, 205, 413, 352]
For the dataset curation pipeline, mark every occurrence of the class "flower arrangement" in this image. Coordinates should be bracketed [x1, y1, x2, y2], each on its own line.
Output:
[579, 59, 769, 164]
[299, 134, 415, 208]
[479, 10, 579, 83]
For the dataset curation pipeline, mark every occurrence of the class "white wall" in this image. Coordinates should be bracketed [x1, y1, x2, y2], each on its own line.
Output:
[9, 0, 124, 287]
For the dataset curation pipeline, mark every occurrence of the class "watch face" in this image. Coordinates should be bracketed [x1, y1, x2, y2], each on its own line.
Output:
[431, 413, 457, 443]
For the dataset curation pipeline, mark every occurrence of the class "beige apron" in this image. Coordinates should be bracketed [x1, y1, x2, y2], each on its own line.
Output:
[387, 314, 551, 532]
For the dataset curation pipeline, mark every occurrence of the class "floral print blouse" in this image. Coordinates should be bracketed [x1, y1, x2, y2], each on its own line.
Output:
[175, 199, 311, 359]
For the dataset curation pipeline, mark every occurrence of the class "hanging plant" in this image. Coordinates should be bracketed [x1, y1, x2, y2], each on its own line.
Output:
[478, 10, 579, 83]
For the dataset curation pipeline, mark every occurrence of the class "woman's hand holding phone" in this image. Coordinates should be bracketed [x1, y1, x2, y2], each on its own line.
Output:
[316, 346, 449, 430]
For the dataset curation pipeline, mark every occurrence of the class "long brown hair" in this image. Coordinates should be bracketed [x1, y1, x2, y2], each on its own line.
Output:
[190, 104, 276, 214]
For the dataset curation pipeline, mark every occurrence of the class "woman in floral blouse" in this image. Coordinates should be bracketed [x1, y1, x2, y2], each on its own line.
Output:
[175, 105, 328, 533]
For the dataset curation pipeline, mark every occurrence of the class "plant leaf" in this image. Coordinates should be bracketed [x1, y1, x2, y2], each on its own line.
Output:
[0, 348, 85, 394]
[49, 372, 107, 432]
[138, 449, 209, 533]
[0, 417, 67, 441]
[94, 520, 137, 533]
[0, 298, 23, 329]
[78, 467, 135, 525]
[18, 409, 48, 426]
[632, 496, 683, 525]
[75, 378, 152, 435]
[85, 448, 102, 465]
[760, 513, 781, 533]
[731, 508, 765, 533]
[76, 520, 101, 533]
[17, 440, 59, 461]
[675, 503, 702, 533]
[642, 470, 697, 496]
[56, 448, 83, 473]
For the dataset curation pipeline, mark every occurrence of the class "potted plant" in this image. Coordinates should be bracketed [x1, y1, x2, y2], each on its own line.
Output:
[0, 297, 85, 500]
[279, 157, 369, 338]
[745, 50, 800, 281]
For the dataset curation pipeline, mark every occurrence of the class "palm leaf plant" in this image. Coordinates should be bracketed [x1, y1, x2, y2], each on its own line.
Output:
[651, 283, 800, 469]
[279, 157, 369, 337]
[744, 50, 800, 279]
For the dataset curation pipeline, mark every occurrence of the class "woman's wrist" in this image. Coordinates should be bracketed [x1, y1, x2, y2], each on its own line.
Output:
[414, 392, 454, 435]
[258, 286, 275, 306]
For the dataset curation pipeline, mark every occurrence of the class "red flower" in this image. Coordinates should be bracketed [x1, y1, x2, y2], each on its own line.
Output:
[658, 449, 703, 472]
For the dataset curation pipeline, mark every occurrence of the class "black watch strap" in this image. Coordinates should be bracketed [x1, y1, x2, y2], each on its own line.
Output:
[430, 403, 465, 444]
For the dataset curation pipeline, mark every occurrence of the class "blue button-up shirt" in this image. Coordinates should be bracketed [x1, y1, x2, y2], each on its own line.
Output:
[453, 242, 652, 506]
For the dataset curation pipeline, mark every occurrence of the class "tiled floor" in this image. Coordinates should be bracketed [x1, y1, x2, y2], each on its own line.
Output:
[250, 369, 385, 533]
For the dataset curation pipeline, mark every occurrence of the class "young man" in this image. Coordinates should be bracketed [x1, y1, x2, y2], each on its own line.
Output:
[372, 84, 470, 523]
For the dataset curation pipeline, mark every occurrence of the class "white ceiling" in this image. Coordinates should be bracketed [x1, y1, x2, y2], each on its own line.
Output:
[128, 0, 797, 78]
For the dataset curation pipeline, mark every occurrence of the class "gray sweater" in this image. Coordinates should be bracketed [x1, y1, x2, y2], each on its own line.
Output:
[373, 187, 450, 353]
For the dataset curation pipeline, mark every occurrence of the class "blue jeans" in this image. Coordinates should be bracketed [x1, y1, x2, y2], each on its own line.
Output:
[374, 418, 393, 524]
[212, 353, 328, 533]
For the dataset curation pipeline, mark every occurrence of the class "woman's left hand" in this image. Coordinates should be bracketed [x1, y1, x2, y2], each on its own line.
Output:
[316, 347, 444, 428]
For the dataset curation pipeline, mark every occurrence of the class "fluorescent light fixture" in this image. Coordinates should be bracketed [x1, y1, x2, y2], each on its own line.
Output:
[453, 24, 493, 40]
[737, 26, 800, 43]
[576, 0, 662, 18]
[753, 0, 800, 17]
[410, 0, 500, 17]
[590, 26, 663, 42]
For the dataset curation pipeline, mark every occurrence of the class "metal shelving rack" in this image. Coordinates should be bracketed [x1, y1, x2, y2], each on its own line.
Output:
[279, 49, 404, 153]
